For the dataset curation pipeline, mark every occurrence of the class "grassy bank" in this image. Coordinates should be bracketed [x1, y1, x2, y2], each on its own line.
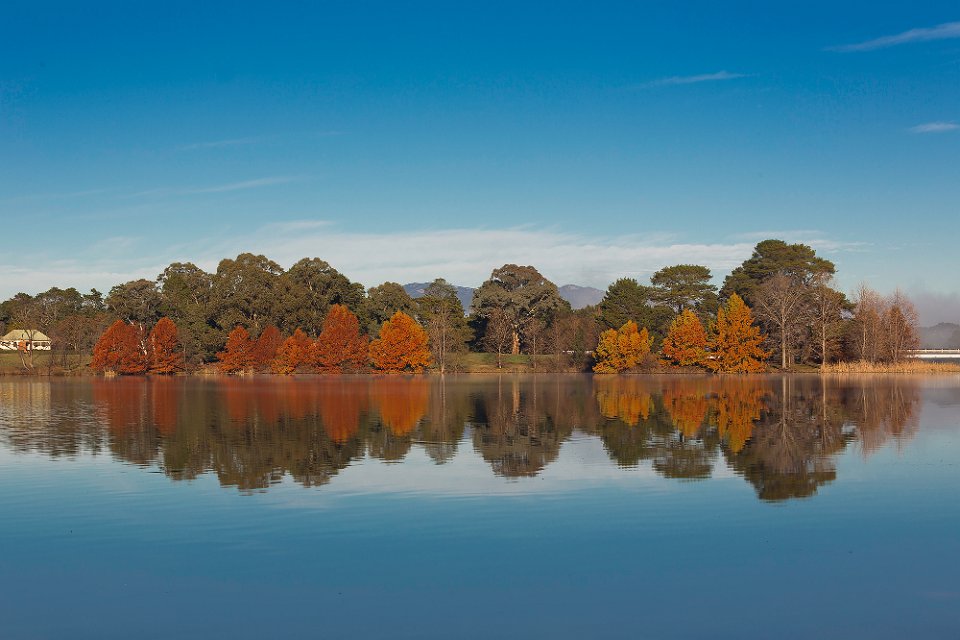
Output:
[0, 351, 91, 375]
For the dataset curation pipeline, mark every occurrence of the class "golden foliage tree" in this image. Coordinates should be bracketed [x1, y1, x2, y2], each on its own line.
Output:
[271, 329, 311, 374]
[707, 294, 769, 373]
[369, 311, 432, 373]
[661, 309, 708, 367]
[311, 304, 369, 373]
[593, 320, 653, 373]
[217, 326, 255, 374]
[148, 317, 184, 374]
[90, 320, 148, 375]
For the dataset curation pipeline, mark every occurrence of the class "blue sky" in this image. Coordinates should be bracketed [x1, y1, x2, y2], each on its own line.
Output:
[2, 2, 959, 321]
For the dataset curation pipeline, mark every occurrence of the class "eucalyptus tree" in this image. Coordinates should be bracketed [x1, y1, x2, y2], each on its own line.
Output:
[366, 282, 417, 337]
[211, 253, 285, 335]
[472, 264, 568, 354]
[282, 258, 366, 335]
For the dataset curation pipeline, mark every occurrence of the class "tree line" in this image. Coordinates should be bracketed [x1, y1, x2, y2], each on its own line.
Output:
[0, 238, 921, 374]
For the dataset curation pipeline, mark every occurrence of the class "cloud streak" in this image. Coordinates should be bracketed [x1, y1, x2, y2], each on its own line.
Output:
[638, 70, 748, 88]
[828, 21, 960, 52]
[909, 121, 959, 134]
[127, 176, 300, 198]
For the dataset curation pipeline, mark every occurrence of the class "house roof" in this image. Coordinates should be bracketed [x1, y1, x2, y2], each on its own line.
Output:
[1, 330, 51, 342]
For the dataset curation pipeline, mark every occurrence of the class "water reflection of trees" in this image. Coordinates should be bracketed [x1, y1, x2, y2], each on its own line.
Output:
[592, 375, 921, 501]
[469, 377, 590, 477]
[0, 375, 922, 499]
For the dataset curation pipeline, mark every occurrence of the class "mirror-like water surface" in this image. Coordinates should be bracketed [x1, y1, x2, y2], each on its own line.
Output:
[1, 375, 958, 638]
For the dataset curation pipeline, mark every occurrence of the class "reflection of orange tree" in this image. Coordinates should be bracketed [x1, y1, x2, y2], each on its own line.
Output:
[661, 379, 710, 438]
[370, 377, 430, 436]
[595, 377, 652, 426]
[92, 378, 162, 467]
[150, 377, 180, 435]
[317, 380, 366, 444]
[713, 379, 768, 453]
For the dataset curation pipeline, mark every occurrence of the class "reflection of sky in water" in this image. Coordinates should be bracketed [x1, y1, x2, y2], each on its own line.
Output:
[0, 376, 958, 639]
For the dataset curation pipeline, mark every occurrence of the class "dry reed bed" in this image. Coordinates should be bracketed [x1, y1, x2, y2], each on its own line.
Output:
[820, 361, 960, 374]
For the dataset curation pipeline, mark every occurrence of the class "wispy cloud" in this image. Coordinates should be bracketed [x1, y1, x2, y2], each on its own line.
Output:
[127, 176, 300, 198]
[639, 70, 748, 88]
[909, 121, 959, 134]
[828, 21, 960, 52]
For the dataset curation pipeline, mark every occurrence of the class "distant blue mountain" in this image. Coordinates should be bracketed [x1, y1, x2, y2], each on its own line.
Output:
[403, 282, 604, 314]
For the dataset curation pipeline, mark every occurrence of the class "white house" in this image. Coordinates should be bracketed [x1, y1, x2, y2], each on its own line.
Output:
[0, 330, 52, 351]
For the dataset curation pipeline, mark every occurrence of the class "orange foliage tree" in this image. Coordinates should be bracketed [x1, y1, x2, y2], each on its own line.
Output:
[217, 326, 255, 374]
[661, 309, 708, 367]
[251, 325, 282, 371]
[271, 329, 312, 374]
[593, 320, 653, 373]
[311, 304, 369, 373]
[369, 311, 432, 373]
[91, 320, 148, 374]
[707, 294, 769, 373]
[148, 317, 184, 374]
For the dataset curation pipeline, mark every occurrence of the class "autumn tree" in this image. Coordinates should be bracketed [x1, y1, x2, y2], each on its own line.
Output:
[650, 264, 718, 316]
[369, 311, 432, 373]
[593, 320, 653, 373]
[661, 309, 708, 367]
[217, 326, 255, 374]
[707, 294, 769, 373]
[416, 278, 471, 373]
[91, 320, 148, 374]
[311, 304, 368, 373]
[148, 317, 184, 374]
[271, 329, 311, 374]
[251, 325, 282, 371]
[473, 264, 568, 354]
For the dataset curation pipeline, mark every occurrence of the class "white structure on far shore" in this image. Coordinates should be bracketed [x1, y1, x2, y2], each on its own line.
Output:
[0, 330, 52, 351]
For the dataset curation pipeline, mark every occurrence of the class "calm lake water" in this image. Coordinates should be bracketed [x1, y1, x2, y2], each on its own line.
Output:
[1, 374, 958, 639]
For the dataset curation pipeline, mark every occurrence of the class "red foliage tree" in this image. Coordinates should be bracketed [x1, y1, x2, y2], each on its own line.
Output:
[217, 326, 255, 374]
[148, 317, 184, 374]
[310, 304, 369, 373]
[90, 319, 148, 374]
[271, 329, 312, 374]
[251, 325, 282, 371]
[369, 311, 432, 373]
